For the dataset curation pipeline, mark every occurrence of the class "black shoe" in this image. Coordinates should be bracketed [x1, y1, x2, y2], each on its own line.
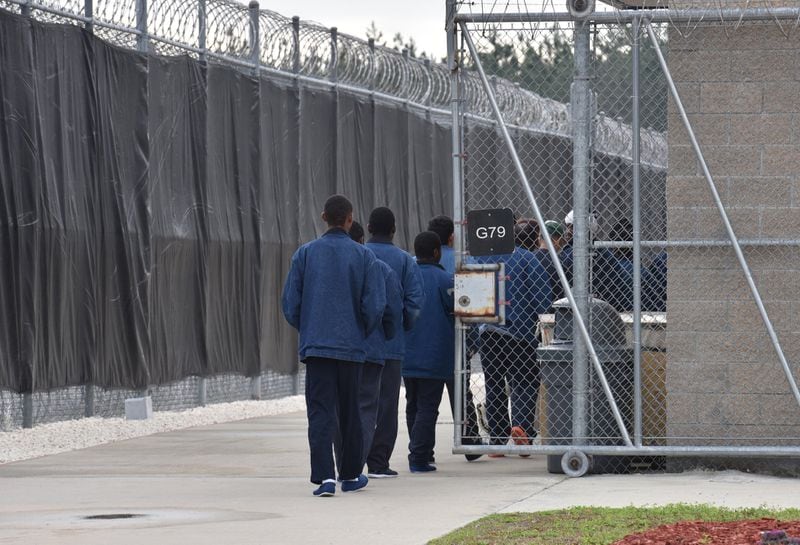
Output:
[367, 468, 399, 479]
[409, 463, 437, 473]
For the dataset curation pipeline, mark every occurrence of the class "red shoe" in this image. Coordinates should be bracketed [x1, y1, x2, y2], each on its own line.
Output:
[511, 426, 531, 457]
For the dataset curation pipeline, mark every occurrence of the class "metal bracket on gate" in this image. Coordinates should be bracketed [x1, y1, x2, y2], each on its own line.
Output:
[455, 263, 506, 325]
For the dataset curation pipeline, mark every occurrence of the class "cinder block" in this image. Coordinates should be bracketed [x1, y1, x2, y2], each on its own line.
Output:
[125, 396, 153, 420]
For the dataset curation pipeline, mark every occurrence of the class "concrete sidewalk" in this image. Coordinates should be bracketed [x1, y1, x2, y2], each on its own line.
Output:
[1, 407, 798, 545]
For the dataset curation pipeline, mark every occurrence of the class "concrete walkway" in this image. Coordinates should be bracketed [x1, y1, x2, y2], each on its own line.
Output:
[1, 406, 798, 545]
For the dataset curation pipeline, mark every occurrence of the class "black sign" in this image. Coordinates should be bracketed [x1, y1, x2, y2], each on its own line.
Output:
[467, 208, 515, 256]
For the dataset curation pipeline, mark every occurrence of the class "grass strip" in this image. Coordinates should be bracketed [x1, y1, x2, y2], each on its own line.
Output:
[429, 504, 800, 545]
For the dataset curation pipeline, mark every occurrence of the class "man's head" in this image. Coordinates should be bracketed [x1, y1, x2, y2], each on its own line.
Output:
[322, 194, 354, 230]
[414, 231, 442, 263]
[542, 220, 566, 252]
[368, 207, 396, 238]
[427, 215, 455, 247]
[514, 219, 539, 251]
[349, 221, 365, 244]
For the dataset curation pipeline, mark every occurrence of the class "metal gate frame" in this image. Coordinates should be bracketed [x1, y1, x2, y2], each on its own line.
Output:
[448, 1, 800, 470]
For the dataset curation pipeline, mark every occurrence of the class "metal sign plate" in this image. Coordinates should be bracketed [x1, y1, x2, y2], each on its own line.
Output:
[467, 208, 515, 256]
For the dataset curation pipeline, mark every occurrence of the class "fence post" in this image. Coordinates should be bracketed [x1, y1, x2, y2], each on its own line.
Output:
[631, 15, 643, 447]
[401, 48, 409, 100]
[424, 58, 432, 120]
[291, 16, 300, 75]
[198, 0, 206, 62]
[368, 38, 375, 91]
[84, 0, 93, 33]
[135, 0, 148, 52]
[84, 384, 95, 417]
[21, 0, 31, 17]
[249, 1, 260, 76]
[329, 27, 338, 83]
[22, 392, 33, 428]
[198, 376, 208, 406]
[571, 20, 592, 446]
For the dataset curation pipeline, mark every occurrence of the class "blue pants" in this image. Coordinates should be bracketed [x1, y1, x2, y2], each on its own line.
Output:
[334, 360, 383, 474]
[404, 377, 445, 466]
[305, 357, 363, 483]
[479, 331, 539, 445]
[366, 359, 401, 472]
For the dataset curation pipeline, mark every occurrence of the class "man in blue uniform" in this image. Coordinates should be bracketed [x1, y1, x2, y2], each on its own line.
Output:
[282, 195, 385, 497]
[364, 207, 424, 478]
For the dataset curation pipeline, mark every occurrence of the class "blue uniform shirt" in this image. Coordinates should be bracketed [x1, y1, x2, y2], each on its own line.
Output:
[365, 262, 402, 364]
[282, 228, 386, 363]
[439, 245, 456, 275]
[402, 262, 454, 380]
[366, 237, 424, 360]
[474, 246, 552, 343]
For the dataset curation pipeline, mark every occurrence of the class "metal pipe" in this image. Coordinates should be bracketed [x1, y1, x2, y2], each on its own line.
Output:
[291, 16, 300, 74]
[447, 0, 465, 451]
[571, 20, 591, 447]
[460, 22, 633, 447]
[367, 38, 376, 91]
[84, 0, 93, 33]
[646, 22, 800, 410]
[330, 27, 338, 83]
[456, 7, 800, 24]
[198, 0, 206, 63]
[631, 15, 642, 448]
[22, 392, 33, 428]
[84, 384, 95, 417]
[249, 1, 260, 75]
[198, 377, 207, 406]
[250, 375, 262, 400]
[596, 239, 800, 248]
[453, 444, 800, 457]
[135, 0, 148, 53]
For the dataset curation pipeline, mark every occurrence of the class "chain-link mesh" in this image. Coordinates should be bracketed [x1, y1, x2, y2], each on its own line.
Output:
[457, 2, 800, 473]
[0, 370, 302, 431]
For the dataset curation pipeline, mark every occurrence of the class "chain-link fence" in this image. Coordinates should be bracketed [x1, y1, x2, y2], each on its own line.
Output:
[452, 1, 800, 475]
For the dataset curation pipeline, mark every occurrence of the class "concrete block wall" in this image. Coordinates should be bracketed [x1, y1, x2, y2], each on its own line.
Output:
[664, 15, 800, 451]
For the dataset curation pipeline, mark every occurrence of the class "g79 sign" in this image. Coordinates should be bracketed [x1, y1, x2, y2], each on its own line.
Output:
[475, 226, 507, 240]
[467, 208, 515, 256]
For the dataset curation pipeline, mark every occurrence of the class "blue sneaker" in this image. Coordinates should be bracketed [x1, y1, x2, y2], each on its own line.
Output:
[409, 463, 437, 473]
[341, 474, 369, 493]
[312, 482, 336, 497]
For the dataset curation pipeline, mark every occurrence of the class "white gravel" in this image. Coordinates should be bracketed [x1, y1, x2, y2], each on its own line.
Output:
[0, 396, 306, 465]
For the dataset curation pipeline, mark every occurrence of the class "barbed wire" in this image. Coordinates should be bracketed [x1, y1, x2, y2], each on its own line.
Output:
[8, 0, 669, 168]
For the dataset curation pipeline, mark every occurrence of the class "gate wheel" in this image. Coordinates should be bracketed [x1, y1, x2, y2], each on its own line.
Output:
[561, 450, 591, 478]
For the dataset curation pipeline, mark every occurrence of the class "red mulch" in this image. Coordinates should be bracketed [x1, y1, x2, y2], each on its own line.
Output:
[611, 518, 800, 545]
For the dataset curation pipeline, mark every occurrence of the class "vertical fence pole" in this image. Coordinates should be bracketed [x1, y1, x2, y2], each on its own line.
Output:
[447, 0, 465, 449]
[84, 0, 93, 33]
[571, 20, 592, 446]
[329, 27, 338, 83]
[249, 1, 262, 401]
[21, 0, 31, 17]
[22, 392, 33, 428]
[292, 16, 300, 75]
[249, 1, 260, 75]
[135, 0, 148, 52]
[84, 385, 95, 417]
[198, 0, 206, 62]
[631, 16, 643, 447]
[368, 38, 376, 91]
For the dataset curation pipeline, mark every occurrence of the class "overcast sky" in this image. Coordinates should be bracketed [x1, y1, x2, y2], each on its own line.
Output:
[255, 2, 614, 62]
[261, 0, 450, 60]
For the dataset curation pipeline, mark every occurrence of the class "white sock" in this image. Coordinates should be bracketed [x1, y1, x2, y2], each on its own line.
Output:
[322, 479, 336, 485]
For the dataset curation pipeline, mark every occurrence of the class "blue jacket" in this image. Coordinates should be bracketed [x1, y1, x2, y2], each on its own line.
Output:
[474, 246, 552, 343]
[402, 263, 454, 380]
[439, 245, 456, 275]
[365, 261, 402, 364]
[282, 228, 386, 363]
[366, 237, 424, 360]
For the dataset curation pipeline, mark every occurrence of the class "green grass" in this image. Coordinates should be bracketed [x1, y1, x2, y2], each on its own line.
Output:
[428, 504, 800, 545]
